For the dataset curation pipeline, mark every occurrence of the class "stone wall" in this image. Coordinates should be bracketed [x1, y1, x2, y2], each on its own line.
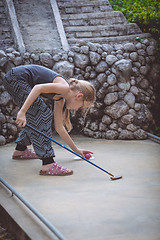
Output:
[0, 37, 159, 145]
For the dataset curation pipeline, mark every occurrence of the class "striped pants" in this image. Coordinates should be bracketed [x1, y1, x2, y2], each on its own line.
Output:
[3, 70, 55, 162]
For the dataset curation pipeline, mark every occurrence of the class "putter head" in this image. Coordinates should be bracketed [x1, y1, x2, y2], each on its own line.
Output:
[110, 175, 122, 181]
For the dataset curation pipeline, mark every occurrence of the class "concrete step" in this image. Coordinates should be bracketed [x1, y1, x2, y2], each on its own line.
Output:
[57, 0, 143, 46]
[13, 0, 62, 52]
[68, 33, 151, 45]
[61, 11, 128, 26]
[65, 23, 142, 39]
[57, 0, 113, 14]
[57, 0, 111, 8]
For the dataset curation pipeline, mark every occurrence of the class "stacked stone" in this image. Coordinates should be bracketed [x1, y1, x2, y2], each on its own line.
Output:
[71, 40, 159, 140]
[0, 37, 159, 145]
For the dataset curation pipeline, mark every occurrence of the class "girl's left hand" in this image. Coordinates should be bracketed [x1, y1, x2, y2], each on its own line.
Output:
[16, 110, 27, 127]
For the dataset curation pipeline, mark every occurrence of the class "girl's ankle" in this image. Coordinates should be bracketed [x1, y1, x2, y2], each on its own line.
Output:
[41, 163, 53, 171]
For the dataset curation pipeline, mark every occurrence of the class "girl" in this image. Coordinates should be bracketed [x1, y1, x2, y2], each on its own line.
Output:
[3, 64, 96, 176]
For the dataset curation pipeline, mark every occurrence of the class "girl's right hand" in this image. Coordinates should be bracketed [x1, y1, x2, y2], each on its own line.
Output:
[16, 110, 27, 127]
[76, 148, 93, 158]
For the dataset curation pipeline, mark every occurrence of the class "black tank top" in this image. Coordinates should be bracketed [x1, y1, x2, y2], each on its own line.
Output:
[10, 65, 67, 100]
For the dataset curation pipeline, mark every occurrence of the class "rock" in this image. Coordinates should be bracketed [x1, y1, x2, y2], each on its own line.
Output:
[0, 112, 6, 124]
[140, 66, 148, 75]
[130, 86, 139, 95]
[146, 46, 155, 56]
[105, 55, 118, 66]
[101, 44, 113, 53]
[0, 57, 7, 67]
[107, 85, 118, 93]
[104, 100, 129, 119]
[99, 122, 107, 131]
[31, 53, 40, 62]
[40, 53, 53, 68]
[89, 121, 99, 131]
[124, 43, 136, 52]
[134, 104, 152, 126]
[23, 52, 30, 59]
[121, 114, 134, 124]
[113, 59, 132, 90]
[92, 131, 102, 139]
[109, 122, 118, 130]
[12, 50, 20, 56]
[80, 45, 89, 54]
[129, 109, 137, 117]
[87, 42, 97, 52]
[53, 61, 74, 78]
[134, 129, 147, 139]
[90, 71, 97, 79]
[0, 91, 12, 106]
[114, 44, 123, 51]
[6, 53, 15, 61]
[0, 135, 6, 145]
[13, 56, 23, 66]
[95, 61, 108, 73]
[97, 73, 107, 84]
[89, 52, 101, 65]
[130, 52, 138, 61]
[106, 130, 118, 140]
[102, 115, 112, 125]
[132, 67, 140, 77]
[107, 73, 117, 85]
[126, 124, 138, 132]
[124, 92, 135, 108]
[138, 56, 145, 65]
[134, 62, 141, 68]
[143, 39, 150, 46]
[0, 50, 6, 57]
[137, 49, 146, 56]
[6, 123, 17, 135]
[74, 53, 89, 69]
[104, 92, 118, 105]
[118, 130, 134, 139]
[134, 103, 141, 111]
[135, 42, 142, 49]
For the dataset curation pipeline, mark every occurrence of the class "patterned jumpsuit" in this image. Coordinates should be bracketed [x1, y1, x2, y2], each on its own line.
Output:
[3, 64, 65, 165]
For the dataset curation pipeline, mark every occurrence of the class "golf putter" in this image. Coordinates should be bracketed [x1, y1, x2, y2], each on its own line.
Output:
[13, 117, 122, 180]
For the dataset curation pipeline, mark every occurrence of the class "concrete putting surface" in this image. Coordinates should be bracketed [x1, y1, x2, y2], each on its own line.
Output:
[0, 135, 160, 240]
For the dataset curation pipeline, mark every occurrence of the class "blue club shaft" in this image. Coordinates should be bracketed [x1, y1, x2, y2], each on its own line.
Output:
[25, 123, 113, 177]
[13, 117, 113, 177]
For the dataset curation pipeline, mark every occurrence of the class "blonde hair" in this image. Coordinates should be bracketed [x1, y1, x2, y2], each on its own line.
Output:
[64, 78, 96, 132]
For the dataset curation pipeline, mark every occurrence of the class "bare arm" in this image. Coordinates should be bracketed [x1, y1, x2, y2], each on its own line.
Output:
[54, 100, 93, 157]
[54, 99, 79, 152]
[16, 77, 69, 126]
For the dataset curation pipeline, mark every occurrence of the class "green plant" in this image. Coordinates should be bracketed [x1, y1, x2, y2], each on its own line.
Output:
[109, 0, 160, 41]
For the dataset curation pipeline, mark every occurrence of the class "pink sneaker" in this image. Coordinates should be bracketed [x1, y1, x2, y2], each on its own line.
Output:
[39, 162, 73, 176]
[12, 148, 38, 159]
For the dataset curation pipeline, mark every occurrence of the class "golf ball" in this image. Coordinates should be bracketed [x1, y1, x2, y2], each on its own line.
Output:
[85, 153, 91, 159]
